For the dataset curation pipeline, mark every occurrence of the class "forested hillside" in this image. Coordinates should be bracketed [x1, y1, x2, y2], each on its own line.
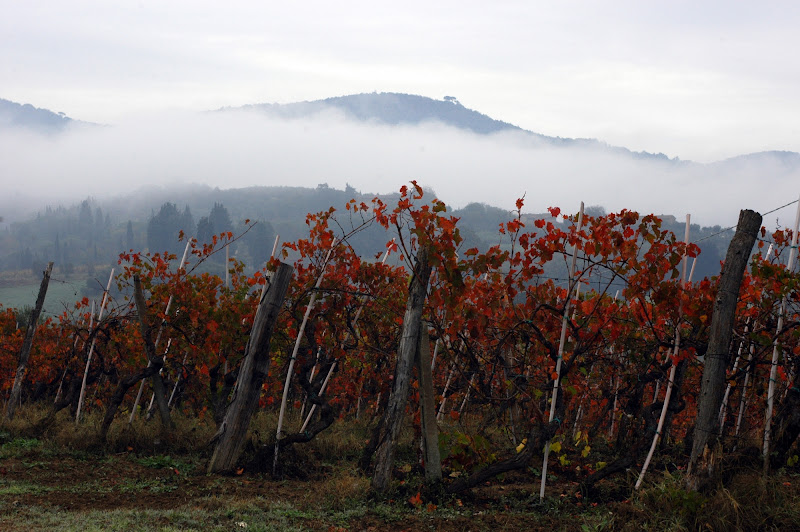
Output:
[0, 183, 733, 306]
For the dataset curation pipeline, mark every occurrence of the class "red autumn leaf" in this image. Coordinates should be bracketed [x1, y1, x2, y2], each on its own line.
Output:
[408, 491, 423, 507]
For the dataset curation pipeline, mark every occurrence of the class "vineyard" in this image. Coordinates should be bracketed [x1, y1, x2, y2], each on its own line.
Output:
[2, 182, 800, 530]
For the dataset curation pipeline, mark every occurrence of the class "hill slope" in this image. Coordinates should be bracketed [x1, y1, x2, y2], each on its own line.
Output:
[231, 92, 682, 162]
[0, 98, 75, 133]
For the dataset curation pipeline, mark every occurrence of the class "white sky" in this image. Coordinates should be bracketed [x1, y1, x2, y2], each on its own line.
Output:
[3, 0, 799, 163]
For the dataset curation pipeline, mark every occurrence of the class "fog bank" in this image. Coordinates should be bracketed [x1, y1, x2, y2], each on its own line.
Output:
[1, 109, 798, 227]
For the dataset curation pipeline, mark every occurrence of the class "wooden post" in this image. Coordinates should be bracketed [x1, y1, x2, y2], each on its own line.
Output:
[208, 261, 293, 473]
[689, 209, 761, 480]
[372, 245, 432, 492]
[417, 327, 442, 482]
[5, 262, 53, 421]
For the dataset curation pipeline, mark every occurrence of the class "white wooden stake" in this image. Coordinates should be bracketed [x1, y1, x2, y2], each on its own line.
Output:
[540, 202, 584, 501]
[719, 320, 750, 432]
[635, 214, 691, 489]
[313, 241, 392, 422]
[764, 195, 800, 463]
[430, 339, 440, 373]
[168, 348, 188, 408]
[608, 290, 621, 439]
[76, 269, 114, 423]
[459, 374, 476, 416]
[733, 246, 772, 445]
[274, 239, 336, 473]
[258, 234, 281, 301]
[437, 363, 456, 422]
[300, 361, 337, 432]
[300, 347, 322, 419]
[734, 341, 756, 446]
[225, 245, 230, 288]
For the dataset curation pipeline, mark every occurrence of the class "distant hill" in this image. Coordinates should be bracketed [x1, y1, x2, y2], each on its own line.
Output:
[238, 93, 522, 135]
[0, 98, 76, 133]
[712, 150, 800, 172]
[3, 92, 797, 170]
[228, 92, 683, 163]
[226, 92, 800, 170]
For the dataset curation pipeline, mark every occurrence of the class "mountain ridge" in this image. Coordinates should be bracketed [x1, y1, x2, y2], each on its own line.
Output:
[2, 92, 798, 168]
[0, 98, 76, 133]
[227, 92, 684, 164]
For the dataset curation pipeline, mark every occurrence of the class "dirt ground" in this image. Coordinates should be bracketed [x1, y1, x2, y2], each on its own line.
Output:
[0, 451, 599, 531]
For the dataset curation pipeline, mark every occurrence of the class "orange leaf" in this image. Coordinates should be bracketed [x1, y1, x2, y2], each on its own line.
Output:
[409, 491, 423, 507]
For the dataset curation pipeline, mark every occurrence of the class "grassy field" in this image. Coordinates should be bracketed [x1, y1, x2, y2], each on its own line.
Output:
[0, 281, 85, 316]
[0, 265, 114, 317]
[1, 407, 799, 531]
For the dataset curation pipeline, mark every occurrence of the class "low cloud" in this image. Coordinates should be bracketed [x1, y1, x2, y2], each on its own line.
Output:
[1, 108, 798, 228]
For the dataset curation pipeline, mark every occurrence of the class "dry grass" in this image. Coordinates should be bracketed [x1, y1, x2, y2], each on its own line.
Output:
[621, 468, 800, 531]
[3, 403, 800, 531]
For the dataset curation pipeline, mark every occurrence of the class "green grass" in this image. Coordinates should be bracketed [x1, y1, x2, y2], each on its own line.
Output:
[0, 280, 84, 315]
[117, 478, 179, 494]
[135, 454, 196, 474]
[0, 479, 53, 496]
[0, 437, 43, 459]
[0, 504, 314, 532]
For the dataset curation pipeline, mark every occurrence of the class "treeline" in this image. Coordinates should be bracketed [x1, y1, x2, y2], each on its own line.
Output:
[0, 184, 730, 289]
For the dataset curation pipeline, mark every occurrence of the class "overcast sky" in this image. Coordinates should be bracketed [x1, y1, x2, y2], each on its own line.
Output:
[3, 0, 799, 163]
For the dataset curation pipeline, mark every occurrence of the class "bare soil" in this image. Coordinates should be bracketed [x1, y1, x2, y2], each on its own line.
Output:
[0, 451, 595, 531]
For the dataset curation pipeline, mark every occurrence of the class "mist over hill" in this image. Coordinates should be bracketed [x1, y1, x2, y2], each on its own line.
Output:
[0, 98, 82, 134]
[1, 93, 798, 232]
[227, 92, 684, 163]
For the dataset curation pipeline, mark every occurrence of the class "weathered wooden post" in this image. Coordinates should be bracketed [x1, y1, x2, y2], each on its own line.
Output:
[208, 261, 293, 473]
[372, 245, 432, 492]
[5, 261, 53, 421]
[688, 209, 761, 485]
[417, 327, 442, 482]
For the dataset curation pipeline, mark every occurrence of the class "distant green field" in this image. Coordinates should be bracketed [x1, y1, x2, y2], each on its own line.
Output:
[0, 280, 85, 318]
